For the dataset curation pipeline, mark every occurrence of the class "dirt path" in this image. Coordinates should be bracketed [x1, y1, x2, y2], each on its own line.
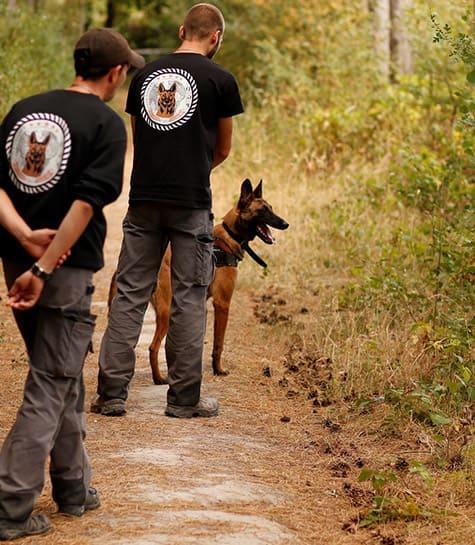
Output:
[1, 144, 472, 545]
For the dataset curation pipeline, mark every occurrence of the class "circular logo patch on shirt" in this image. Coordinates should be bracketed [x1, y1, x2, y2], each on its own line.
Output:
[141, 68, 198, 131]
[6, 113, 71, 194]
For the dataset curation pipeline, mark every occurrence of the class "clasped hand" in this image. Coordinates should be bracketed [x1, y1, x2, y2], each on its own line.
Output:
[6, 229, 70, 310]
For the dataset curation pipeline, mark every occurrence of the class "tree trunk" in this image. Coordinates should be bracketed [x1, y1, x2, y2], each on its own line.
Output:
[78, 0, 93, 32]
[26, 0, 40, 10]
[105, 0, 115, 27]
[372, 0, 391, 80]
[7, 0, 16, 8]
[390, 0, 413, 80]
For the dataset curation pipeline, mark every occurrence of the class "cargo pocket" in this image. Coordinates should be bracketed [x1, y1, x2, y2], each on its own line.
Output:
[194, 232, 214, 286]
[32, 309, 96, 378]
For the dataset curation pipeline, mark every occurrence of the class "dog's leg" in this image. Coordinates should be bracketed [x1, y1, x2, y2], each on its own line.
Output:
[107, 271, 118, 314]
[209, 266, 237, 375]
[149, 249, 172, 385]
[213, 224, 244, 260]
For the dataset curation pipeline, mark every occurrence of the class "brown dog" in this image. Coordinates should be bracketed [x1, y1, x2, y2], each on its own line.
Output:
[108, 179, 289, 384]
[22, 131, 50, 177]
[156, 82, 177, 117]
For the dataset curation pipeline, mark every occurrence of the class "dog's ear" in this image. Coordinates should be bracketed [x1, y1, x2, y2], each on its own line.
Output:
[253, 179, 263, 198]
[30, 131, 37, 144]
[238, 178, 253, 209]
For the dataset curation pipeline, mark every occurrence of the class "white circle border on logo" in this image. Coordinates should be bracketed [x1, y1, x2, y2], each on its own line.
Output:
[5, 113, 71, 194]
[141, 68, 198, 131]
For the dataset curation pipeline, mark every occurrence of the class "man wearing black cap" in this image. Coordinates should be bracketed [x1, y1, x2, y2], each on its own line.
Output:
[0, 28, 144, 540]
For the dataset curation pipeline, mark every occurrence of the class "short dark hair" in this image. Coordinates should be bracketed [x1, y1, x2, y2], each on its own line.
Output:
[183, 3, 225, 41]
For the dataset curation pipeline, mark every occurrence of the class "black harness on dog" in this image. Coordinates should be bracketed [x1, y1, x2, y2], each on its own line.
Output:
[213, 247, 240, 268]
[215, 223, 268, 269]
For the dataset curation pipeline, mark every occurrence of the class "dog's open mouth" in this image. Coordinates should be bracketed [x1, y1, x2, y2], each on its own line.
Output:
[257, 223, 275, 244]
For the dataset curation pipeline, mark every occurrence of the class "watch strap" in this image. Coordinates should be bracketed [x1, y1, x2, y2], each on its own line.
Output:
[30, 262, 53, 282]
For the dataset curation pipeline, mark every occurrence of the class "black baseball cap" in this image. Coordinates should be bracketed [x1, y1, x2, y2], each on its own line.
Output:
[74, 28, 145, 71]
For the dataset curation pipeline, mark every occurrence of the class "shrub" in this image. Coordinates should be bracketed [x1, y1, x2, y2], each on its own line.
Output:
[0, 4, 76, 118]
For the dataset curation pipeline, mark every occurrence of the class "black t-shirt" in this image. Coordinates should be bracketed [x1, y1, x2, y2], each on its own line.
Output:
[126, 53, 244, 208]
[0, 90, 126, 271]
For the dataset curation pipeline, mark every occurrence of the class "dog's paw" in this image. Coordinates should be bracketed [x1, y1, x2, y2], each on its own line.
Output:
[213, 368, 229, 376]
[152, 376, 168, 385]
[228, 240, 244, 260]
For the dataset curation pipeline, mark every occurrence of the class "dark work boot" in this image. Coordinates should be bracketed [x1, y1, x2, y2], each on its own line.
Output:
[0, 514, 50, 541]
[90, 395, 126, 416]
[58, 487, 101, 517]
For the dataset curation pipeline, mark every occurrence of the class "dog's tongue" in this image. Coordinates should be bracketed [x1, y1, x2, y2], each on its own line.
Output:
[257, 223, 275, 244]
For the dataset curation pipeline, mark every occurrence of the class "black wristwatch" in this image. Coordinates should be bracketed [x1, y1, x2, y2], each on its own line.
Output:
[30, 262, 53, 282]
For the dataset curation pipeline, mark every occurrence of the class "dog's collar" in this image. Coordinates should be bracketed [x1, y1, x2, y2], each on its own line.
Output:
[222, 222, 244, 244]
[222, 222, 267, 268]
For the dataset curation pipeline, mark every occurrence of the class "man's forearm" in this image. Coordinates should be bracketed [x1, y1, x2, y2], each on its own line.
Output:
[0, 188, 33, 243]
[36, 200, 94, 273]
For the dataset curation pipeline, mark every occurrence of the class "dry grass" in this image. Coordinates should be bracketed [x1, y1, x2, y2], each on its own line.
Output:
[215, 119, 472, 403]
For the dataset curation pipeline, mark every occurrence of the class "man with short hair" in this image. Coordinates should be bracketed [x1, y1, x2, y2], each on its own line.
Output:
[92, 3, 244, 418]
[0, 28, 144, 540]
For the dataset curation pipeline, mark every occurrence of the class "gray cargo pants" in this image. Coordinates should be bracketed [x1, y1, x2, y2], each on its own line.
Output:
[0, 260, 94, 522]
[97, 202, 214, 407]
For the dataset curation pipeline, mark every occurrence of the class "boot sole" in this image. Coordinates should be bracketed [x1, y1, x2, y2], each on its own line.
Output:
[0, 516, 50, 540]
[90, 403, 126, 416]
[165, 407, 218, 418]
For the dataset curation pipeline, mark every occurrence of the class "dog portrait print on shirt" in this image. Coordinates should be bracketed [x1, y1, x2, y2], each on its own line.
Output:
[6, 113, 71, 194]
[157, 82, 177, 118]
[22, 132, 51, 177]
[141, 68, 198, 131]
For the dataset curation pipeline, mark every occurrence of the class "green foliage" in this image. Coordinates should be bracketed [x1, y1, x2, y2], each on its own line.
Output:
[384, 386, 453, 427]
[358, 467, 433, 527]
[215, 0, 388, 166]
[359, 468, 398, 492]
[109, 1, 181, 50]
[0, 4, 77, 117]
[312, 7, 474, 429]
[432, 14, 475, 83]
[382, 144, 473, 402]
[409, 460, 434, 489]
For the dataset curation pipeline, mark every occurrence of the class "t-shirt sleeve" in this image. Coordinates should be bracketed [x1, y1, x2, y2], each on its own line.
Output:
[73, 115, 126, 209]
[0, 124, 7, 190]
[218, 73, 244, 119]
[0, 106, 15, 190]
[125, 71, 141, 117]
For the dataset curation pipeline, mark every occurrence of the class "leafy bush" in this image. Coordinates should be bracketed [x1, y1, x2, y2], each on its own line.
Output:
[0, 4, 77, 118]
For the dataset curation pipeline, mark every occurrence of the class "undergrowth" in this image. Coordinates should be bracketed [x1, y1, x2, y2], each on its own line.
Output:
[220, 5, 474, 521]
